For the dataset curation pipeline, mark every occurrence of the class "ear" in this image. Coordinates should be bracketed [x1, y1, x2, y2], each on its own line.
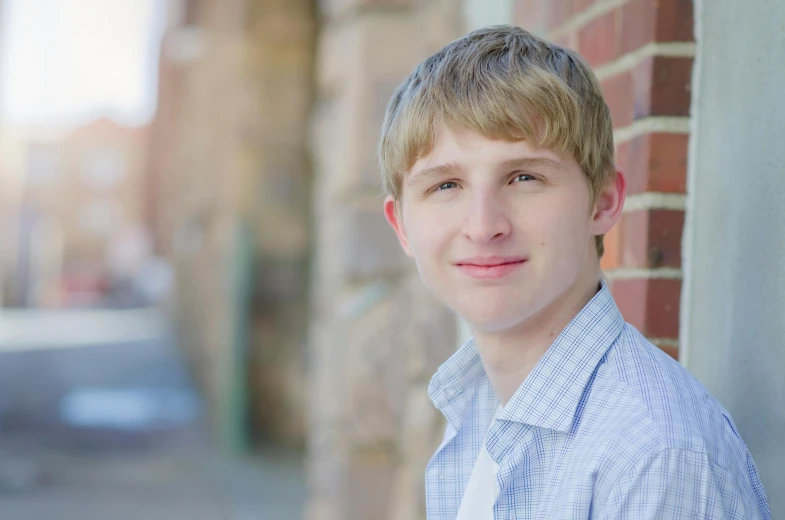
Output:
[383, 195, 414, 258]
[591, 167, 626, 236]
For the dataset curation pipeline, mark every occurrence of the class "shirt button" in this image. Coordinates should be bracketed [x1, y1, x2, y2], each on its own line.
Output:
[439, 474, 444, 480]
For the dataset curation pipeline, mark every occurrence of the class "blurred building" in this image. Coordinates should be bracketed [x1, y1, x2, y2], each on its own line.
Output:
[0, 127, 28, 307]
[1, 119, 151, 308]
[148, 0, 316, 454]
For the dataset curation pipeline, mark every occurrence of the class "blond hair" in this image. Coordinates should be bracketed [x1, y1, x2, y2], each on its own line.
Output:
[378, 25, 615, 255]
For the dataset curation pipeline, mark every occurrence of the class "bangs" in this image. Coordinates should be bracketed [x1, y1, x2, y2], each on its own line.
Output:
[380, 64, 583, 200]
[379, 25, 615, 210]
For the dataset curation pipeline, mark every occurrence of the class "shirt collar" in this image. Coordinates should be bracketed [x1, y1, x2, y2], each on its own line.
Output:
[428, 280, 624, 433]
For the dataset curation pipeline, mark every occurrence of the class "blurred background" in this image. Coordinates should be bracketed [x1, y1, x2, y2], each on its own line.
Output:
[0, 0, 782, 519]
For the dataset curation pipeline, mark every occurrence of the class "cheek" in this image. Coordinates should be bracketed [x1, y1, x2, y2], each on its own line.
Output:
[405, 207, 453, 256]
[405, 215, 438, 266]
[529, 194, 592, 253]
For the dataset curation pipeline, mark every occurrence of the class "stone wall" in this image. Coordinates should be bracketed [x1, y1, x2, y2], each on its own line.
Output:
[306, 1, 465, 519]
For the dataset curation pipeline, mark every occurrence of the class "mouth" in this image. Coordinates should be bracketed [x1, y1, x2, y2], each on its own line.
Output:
[453, 256, 528, 280]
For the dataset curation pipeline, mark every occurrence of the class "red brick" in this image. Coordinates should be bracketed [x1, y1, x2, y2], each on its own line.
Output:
[655, 0, 694, 42]
[618, 133, 688, 194]
[621, 0, 694, 54]
[610, 278, 681, 338]
[633, 56, 693, 119]
[609, 279, 646, 333]
[601, 71, 634, 127]
[646, 133, 689, 192]
[653, 341, 679, 360]
[621, 210, 684, 269]
[604, 56, 692, 129]
[615, 136, 629, 171]
[648, 56, 693, 116]
[620, 0, 656, 54]
[600, 222, 622, 271]
[578, 8, 621, 67]
[631, 57, 654, 118]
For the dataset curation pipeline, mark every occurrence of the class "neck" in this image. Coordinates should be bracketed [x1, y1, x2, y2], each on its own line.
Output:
[471, 267, 602, 407]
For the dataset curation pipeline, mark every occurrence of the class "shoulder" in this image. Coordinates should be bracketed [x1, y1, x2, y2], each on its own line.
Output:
[574, 324, 767, 506]
[594, 447, 769, 520]
[570, 323, 755, 481]
[589, 323, 737, 453]
[575, 327, 770, 517]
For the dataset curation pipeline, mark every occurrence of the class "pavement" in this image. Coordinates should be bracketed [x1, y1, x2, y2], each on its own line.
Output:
[0, 308, 306, 520]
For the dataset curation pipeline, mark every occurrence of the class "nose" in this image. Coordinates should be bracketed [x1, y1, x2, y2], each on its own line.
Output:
[460, 191, 512, 243]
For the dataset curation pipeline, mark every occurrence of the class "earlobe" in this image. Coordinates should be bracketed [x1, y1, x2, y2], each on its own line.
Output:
[592, 168, 626, 235]
[383, 196, 414, 257]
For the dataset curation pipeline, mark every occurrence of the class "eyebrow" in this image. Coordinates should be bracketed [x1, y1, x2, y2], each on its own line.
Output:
[497, 156, 566, 172]
[407, 156, 565, 186]
[407, 162, 463, 186]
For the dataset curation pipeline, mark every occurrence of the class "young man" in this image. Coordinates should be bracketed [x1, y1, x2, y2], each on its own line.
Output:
[380, 25, 770, 519]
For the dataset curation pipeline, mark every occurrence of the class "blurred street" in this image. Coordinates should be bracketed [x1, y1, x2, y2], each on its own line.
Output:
[0, 309, 305, 520]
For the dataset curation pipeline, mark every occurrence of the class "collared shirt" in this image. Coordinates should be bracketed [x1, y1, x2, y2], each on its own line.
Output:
[425, 282, 770, 520]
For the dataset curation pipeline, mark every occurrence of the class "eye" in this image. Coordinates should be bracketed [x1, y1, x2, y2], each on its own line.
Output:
[436, 181, 459, 191]
[512, 173, 537, 183]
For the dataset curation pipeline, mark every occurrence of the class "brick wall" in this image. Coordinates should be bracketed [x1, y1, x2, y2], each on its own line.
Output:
[516, 0, 695, 359]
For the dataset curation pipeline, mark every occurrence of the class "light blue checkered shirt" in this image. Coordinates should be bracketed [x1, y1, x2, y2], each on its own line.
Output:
[426, 282, 770, 519]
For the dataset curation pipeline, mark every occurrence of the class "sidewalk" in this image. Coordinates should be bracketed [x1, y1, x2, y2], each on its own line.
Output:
[0, 308, 306, 520]
[0, 436, 306, 520]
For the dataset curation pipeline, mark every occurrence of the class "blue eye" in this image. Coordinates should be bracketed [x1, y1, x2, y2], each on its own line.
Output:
[436, 181, 458, 190]
[514, 173, 536, 182]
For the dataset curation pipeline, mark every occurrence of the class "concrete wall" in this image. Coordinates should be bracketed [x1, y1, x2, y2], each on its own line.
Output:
[683, 0, 785, 515]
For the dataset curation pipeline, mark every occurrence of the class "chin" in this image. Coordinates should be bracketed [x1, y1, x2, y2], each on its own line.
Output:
[453, 300, 531, 333]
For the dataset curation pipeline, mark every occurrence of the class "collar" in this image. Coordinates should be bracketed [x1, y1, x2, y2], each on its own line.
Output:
[428, 280, 624, 433]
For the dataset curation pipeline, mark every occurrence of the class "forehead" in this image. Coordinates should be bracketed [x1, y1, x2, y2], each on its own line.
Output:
[407, 126, 572, 179]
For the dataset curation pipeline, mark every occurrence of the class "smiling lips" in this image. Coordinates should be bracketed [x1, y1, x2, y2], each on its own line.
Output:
[454, 256, 528, 279]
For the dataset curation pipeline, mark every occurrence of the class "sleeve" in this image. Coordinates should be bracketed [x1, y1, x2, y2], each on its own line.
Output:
[596, 448, 768, 520]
